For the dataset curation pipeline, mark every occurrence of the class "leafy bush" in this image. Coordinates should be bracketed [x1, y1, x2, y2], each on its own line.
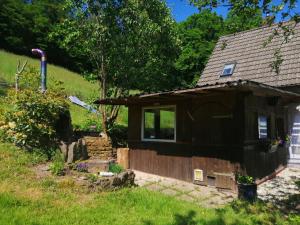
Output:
[79, 116, 102, 132]
[0, 68, 69, 157]
[86, 173, 98, 183]
[49, 151, 65, 176]
[109, 163, 124, 174]
[236, 174, 255, 184]
[108, 124, 128, 147]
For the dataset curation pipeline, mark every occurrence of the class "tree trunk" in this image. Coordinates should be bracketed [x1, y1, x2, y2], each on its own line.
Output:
[98, 58, 122, 140]
[99, 56, 109, 139]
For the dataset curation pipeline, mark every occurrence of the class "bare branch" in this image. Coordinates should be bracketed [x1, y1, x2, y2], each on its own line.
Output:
[15, 60, 28, 92]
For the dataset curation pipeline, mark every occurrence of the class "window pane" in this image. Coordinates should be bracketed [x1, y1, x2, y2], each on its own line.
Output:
[221, 63, 235, 76]
[223, 68, 232, 75]
[143, 107, 175, 141]
[160, 108, 175, 140]
[258, 116, 268, 139]
[144, 110, 155, 139]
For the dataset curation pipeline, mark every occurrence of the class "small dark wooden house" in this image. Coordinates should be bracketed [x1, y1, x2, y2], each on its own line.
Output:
[97, 22, 300, 191]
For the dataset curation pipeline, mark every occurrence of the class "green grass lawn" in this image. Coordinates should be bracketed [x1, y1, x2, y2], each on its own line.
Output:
[0, 50, 128, 128]
[0, 142, 299, 225]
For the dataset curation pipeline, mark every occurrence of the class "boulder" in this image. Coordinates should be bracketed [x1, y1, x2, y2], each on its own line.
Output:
[59, 141, 68, 161]
[89, 170, 135, 191]
[67, 142, 76, 164]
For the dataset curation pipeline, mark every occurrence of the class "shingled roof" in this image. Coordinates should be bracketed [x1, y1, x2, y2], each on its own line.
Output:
[197, 22, 300, 87]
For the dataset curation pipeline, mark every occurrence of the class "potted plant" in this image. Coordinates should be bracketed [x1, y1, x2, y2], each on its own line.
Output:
[236, 174, 257, 202]
[269, 135, 291, 152]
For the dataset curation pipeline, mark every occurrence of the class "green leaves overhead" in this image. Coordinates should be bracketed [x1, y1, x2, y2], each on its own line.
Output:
[189, 0, 299, 25]
[53, 0, 180, 92]
[175, 10, 224, 87]
[51, 0, 180, 134]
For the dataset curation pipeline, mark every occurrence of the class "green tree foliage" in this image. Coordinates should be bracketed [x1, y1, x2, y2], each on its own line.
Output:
[224, 8, 262, 34]
[175, 10, 224, 87]
[174, 7, 262, 87]
[0, 67, 69, 157]
[189, 0, 299, 23]
[52, 0, 180, 135]
[0, 0, 86, 72]
[189, 0, 263, 34]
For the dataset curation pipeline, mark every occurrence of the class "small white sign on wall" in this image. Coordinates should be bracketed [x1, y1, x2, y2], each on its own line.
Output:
[194, 169, 204, 182]
[296, 105, 300, 111]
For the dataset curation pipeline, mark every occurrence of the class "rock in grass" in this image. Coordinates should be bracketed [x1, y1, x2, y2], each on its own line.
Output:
[67, 142, 76, 164]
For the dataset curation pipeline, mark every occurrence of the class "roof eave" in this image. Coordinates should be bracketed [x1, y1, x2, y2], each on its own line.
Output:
[95, 80, 300, 105]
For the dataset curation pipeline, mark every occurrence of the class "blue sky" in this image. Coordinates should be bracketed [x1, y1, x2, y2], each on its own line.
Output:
[166, 0, 228, 22]
[166, 0, 300, 22]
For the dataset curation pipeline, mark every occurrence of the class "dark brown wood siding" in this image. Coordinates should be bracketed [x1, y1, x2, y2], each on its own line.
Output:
[127, 91, 289, 190]
[242, 94, 288, 178]
[129, 142, 242, 190]
[128, 92, 244, 190]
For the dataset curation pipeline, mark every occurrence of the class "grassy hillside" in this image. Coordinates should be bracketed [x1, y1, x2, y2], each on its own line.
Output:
[0, 50, 127, 128]
[0, 50, 99, 99]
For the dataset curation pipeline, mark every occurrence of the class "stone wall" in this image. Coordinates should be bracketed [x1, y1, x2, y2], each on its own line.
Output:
[84, 136, 116, 160]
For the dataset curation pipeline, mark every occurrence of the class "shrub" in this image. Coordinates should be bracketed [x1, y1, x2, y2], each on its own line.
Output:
[0, 67, 69, 157]
[86, 173, 98, 183]
[80, 116, 102, 132]
[109, 163, 124, 174]
[236, 174, 254, 184]
[49, 151, 65, 176]
[108, 124, 128, 147]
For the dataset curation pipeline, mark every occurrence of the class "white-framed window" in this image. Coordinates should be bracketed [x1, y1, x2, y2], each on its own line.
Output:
[221, 63, 236, 76]
[258, 115, 268, 139]
[141, 105, 176, 142]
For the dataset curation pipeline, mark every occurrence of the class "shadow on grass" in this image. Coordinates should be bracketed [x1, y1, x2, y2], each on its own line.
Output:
[280, 194, 300, 214]
[170, 210, 198, 225]
[142, 209, 233, 225]
[142, 200, 294, 225]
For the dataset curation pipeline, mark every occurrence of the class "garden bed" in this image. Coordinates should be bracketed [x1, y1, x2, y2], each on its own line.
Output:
[34, 160, 135, 192]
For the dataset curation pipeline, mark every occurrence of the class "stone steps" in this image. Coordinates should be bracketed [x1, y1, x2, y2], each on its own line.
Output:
[84, 136, 116, 160]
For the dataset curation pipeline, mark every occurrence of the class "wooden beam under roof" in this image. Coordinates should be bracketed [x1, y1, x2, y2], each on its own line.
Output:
[95, 80, 300, 105]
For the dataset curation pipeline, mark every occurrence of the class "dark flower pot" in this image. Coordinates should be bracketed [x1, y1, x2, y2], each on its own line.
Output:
[269, 144, 278, 153]
[238, 183, 257, 202]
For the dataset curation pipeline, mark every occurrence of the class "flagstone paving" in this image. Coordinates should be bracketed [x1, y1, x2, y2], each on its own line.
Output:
[134, 170, 237, 208]
[134, 168, 300, 210]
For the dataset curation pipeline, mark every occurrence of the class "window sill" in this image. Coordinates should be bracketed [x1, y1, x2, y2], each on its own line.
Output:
[141, 139, 176, 143]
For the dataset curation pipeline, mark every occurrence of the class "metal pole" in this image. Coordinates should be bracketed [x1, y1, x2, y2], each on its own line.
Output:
[31, 48, 47, 93]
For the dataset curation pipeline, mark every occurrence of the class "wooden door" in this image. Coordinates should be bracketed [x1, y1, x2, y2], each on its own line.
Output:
[288, 104, 300, 161]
